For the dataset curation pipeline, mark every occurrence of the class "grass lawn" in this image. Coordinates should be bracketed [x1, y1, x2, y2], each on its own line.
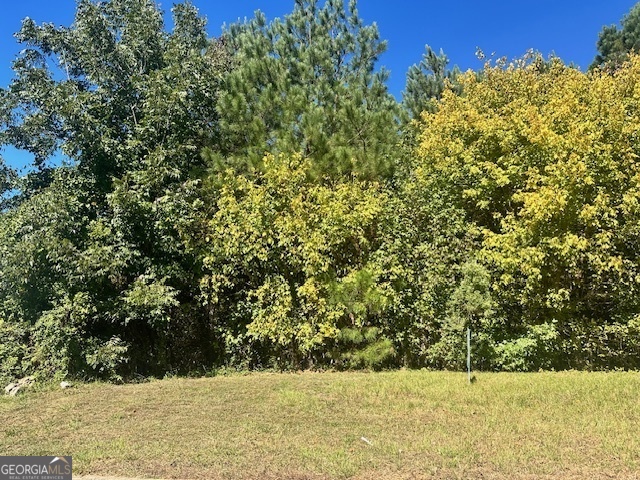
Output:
[1, 370, 639, 479]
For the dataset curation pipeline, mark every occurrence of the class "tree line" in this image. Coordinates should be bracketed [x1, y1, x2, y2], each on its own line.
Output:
[1, 0, 639, 382]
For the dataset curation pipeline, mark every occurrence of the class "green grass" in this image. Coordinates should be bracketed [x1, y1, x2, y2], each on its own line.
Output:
[1, 371, 639, 479]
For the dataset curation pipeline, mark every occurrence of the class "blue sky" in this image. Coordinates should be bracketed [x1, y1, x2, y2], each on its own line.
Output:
[0, 0, 638, 169]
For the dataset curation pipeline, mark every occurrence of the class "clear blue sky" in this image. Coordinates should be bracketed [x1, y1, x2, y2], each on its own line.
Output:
[0, 0, 638, 169]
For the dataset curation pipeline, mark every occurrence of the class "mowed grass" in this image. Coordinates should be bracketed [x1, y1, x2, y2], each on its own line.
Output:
[1, 371, 639, 480]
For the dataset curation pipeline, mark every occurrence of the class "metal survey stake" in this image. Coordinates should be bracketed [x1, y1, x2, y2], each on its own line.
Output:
[467, 327, 471, 384]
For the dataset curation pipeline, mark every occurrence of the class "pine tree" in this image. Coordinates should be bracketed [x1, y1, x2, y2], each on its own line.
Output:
[217, 0, 399, 180]
[591, 2, 640, 69]
[402, 45, 461, 119]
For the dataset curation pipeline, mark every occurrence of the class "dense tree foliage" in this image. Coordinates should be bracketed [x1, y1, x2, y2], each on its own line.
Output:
[1, 0, 640, 383]
[0, 0, 231, 380]
[591, 2, 640, 69]
[217, 0, 399, 179]
[402, 45, 461, 119]
[193, 0, 400, 368]
[415, 55, 640, 369]
[197, 153, 395, 368]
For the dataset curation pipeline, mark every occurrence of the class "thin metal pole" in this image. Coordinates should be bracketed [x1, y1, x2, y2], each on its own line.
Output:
[467, 327, 471, 384]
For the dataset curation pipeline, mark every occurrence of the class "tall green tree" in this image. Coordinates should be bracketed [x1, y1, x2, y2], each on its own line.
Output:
[402, 45, 461, 119]
[217, 0, 399, 180]
[194, 0, 402, 369]
[591, 2, 640, 69]
[0, 0, 231, 380]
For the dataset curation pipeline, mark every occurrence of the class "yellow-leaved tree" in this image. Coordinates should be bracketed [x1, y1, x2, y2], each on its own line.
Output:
[198, 153, 397, 369]
[415, 54, 640, 369]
